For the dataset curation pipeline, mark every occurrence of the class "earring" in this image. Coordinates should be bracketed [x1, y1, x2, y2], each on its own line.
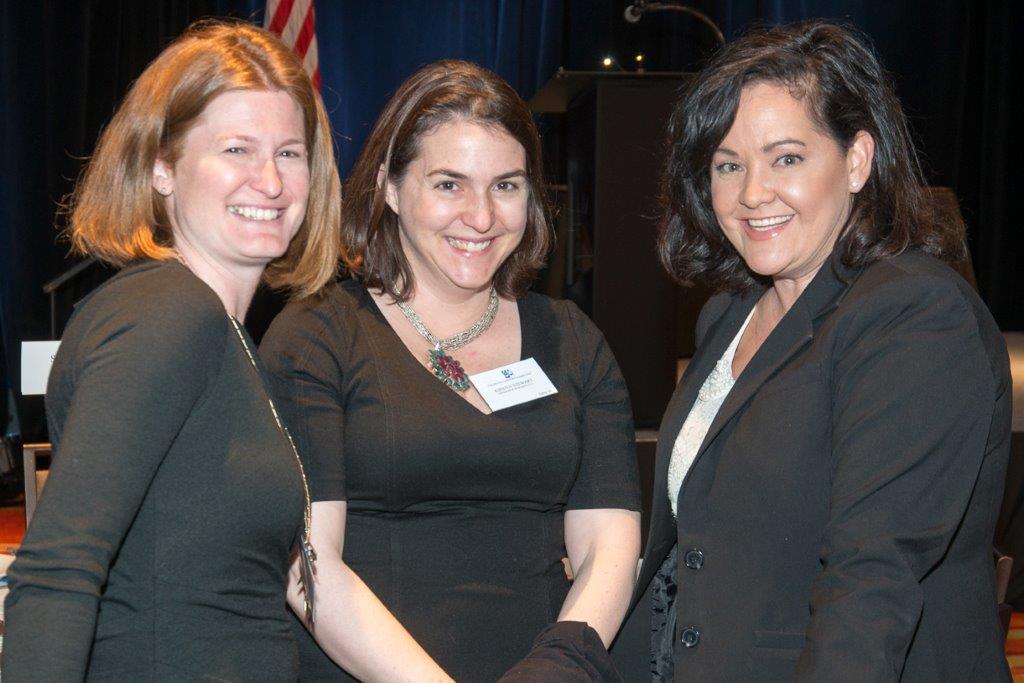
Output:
[157, 185, 170, 196]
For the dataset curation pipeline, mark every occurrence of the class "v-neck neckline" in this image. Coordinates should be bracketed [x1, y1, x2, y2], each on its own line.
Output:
[360, 284, 528, 418]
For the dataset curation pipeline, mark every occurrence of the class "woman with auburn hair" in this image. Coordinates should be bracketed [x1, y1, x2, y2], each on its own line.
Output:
[612, 21, 1012, 680]
[2, 20, 340, 680]
[260, 59, 640, 681]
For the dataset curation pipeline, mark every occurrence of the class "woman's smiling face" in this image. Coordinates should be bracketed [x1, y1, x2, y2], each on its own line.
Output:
[385, 118, 528, 298]
[153, 89, 310, 274]
[710, 81, 872, 291]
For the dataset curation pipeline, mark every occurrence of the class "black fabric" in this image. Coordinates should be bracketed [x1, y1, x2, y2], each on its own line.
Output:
[2, 260, 305, 681]
[498, 621, 622, 682]
[259, 280, 639, 682]
[619, 251, 1012, 681]
[649, 550, 677, 681]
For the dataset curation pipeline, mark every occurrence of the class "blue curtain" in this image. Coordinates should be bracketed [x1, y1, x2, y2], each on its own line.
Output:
[317, 1, 563, 174]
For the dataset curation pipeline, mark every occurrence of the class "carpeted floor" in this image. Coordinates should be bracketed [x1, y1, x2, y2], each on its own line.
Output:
[1009, 613, 1024, 680]
[0, 503, 25, 551]
[0, 503, 1020, 679]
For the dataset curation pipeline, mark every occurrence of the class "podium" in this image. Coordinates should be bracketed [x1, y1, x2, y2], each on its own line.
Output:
[530, 69, 707, 430]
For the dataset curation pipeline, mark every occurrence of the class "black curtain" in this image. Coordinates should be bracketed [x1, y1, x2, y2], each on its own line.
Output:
[0, 0, 260, 441]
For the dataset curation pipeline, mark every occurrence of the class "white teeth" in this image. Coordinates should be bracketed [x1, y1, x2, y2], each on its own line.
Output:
[447, 237, 491, 253]
[747, 215, 793, 230]
[228, 206, 282, 221]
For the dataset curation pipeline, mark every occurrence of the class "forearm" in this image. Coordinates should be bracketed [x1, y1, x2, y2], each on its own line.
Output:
[288, 556, 452, 683]
[559, 510, 640, 647]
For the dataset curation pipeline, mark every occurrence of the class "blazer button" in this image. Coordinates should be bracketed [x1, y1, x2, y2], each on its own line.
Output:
[683, 548, 704, 570]
[680, 627, 701, 648]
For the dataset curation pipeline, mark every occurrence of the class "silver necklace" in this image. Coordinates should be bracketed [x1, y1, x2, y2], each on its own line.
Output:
[395, 287, 499, 392]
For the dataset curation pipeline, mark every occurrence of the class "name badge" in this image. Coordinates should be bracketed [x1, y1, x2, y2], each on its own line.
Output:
[469, 357, 558, 412]
[21, 340, 61, 395]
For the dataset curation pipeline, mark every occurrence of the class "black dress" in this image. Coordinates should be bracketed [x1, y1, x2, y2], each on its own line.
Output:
[259, 280, 640, 682]
[2, 261, 305, 681]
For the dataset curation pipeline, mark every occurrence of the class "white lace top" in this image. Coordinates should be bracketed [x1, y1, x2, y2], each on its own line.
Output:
[668, 310, 754, 518]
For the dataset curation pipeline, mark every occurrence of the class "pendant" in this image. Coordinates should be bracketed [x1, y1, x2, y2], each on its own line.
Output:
[299, 539, 317, 624]
[429, 347, 471, 392]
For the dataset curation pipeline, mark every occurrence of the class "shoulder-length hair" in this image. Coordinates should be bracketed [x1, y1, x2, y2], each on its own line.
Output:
[342, 59, 551, 301]
[659, 21, 966, 292]
[67, 19, 340, 299]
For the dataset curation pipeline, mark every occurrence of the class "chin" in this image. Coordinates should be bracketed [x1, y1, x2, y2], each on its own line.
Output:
[440, 262, 503, 290]
[242, 234, 294, 260]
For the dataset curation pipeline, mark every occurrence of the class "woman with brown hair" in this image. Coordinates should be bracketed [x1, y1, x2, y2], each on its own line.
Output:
[613, 21, 1011, 680]
[259, 59, 641, 681]
[2, 20, 340, 680]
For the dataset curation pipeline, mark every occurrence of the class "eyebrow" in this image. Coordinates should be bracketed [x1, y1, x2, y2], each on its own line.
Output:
[218, 134, 305, 146]
[762, 138, 806, 152]
[715, 139, 807, 156]
[427, 168, 527, 181]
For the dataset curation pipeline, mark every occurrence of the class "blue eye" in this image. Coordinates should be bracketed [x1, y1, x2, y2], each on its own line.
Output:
[777, 154, 803, 166]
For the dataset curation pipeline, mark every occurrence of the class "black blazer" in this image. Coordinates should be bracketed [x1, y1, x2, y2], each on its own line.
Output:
[613, 251, 1012, 681]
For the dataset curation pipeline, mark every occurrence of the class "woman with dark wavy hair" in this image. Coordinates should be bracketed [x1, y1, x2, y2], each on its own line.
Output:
[260, 59, 640, 681]
[612, 21, 1011, 680]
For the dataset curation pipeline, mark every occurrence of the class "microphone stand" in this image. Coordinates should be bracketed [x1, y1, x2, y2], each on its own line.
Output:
[624, 2, 725, 46]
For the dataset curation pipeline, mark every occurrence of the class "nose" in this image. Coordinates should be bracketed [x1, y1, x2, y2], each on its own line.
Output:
[252, 157, 284, 198]
[739, 166, 774, 209]
[461, 190, 495, 233]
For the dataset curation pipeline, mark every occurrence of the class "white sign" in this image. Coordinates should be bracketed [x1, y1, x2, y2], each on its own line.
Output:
[469, 357, 558, 412]
[21, 341, 61, 395]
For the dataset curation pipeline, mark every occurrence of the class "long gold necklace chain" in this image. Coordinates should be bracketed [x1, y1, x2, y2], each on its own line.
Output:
[228, 316, 317, 623]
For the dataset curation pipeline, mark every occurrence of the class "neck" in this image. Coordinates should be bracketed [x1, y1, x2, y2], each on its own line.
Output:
[174, 242, 262, 320]
[397, 280, 497, 339]
[769, 260, 827, 314]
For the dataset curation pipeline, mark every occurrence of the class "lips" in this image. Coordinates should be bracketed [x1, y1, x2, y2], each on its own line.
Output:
[446, 237, 492, 253]
[228, 205, 284, 221]
[741, 214, 793, 241]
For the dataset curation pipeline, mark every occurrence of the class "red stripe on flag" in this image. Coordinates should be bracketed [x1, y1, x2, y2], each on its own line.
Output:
[294, 4, 316, 59]
[268, 0, 296, 35]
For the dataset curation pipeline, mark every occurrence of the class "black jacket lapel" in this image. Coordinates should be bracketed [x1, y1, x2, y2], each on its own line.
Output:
[631, 293, 757, 608]
[631, 258, 858, 609]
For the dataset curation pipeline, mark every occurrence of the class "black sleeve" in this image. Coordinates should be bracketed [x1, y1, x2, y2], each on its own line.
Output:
[2, 284, 226, 681]
[561, 302, 640, 512]
[259, 296, 348, 502]
[797, 276, 1001, 679]
[498, 621, 623, 682]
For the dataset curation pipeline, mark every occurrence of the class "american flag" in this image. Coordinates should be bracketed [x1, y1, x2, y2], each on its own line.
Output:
[264, 0, 321, 90]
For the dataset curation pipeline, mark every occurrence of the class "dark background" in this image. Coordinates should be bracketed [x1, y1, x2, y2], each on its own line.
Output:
[0, 0, 1021, 606]
[2, 3, 1015, 428]
[1, 0, 1019, 443]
